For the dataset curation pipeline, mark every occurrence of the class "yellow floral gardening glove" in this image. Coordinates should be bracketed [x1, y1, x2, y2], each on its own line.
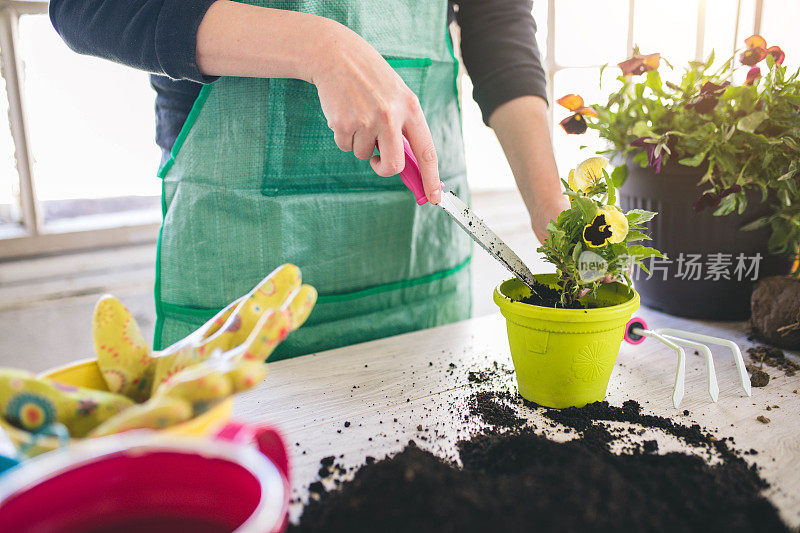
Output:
[93, 263, 316, 400]
[0, 368, 134, 437]
[89, 352, 268, 437]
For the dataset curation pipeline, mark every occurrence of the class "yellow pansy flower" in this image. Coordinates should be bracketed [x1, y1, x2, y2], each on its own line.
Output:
[568, 156, 609, 193]
[583, 205, 629, 247]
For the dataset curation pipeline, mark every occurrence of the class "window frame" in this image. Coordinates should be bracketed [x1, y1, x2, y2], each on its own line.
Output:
[0, 0, 766, 260]
[0, 0, 160, 260]
[543, 0, 764, 131]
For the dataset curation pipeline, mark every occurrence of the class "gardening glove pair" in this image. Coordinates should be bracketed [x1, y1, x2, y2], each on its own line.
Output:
[88, 352, 268, 437]
[0, 368, 134, 437]
[93, 263, 316, 402]
[88, 264, 316, 434]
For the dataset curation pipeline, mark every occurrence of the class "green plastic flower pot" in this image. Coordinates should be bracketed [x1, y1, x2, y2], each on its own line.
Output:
[493, 274, 640, 409]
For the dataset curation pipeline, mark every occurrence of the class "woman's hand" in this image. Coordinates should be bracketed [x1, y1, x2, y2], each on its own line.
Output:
[531, 195, 571, 243]
[310, 23, 441, 203]
[196, 1, 441, 203]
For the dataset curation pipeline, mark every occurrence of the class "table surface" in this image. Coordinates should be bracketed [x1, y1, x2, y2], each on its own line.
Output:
[234, 307, 800, 527]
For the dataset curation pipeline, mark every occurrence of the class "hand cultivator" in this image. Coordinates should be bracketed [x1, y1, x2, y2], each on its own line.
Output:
[624, 317, 752, 408]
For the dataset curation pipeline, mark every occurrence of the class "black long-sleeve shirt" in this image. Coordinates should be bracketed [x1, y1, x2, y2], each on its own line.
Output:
[49, 0, 547, 153]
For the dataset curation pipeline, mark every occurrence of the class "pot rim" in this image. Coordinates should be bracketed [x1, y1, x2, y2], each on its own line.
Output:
[0, 431, 286, 533]
[493, 276, 640, 324]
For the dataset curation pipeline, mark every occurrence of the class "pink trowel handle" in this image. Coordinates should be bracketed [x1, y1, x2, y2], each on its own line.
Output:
[377, 136, 442, 205]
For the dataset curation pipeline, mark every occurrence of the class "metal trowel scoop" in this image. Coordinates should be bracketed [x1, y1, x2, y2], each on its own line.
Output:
[389, 136, 538, 292]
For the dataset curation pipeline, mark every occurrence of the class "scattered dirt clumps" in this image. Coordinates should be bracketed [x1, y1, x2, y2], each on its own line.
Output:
[468, 390, 526, 428]
[747, 344, 799, 378]
[748, 368, 771, 388]
[291, 400, 787, 532]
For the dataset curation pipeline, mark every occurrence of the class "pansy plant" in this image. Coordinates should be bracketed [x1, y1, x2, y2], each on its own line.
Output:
[557, 37, 800, 258]
[538, 156, 662, 307]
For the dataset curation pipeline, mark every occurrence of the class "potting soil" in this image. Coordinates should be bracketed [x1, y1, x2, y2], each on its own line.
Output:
[513, 280, 585, 309]
[292, 394, 788, 532]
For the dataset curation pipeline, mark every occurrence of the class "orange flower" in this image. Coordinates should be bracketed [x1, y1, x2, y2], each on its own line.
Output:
[740, 35, 784, 66]
[766, 45, 785, 65]
[618, 53, 660, 76]
[556, 94, 597, 135]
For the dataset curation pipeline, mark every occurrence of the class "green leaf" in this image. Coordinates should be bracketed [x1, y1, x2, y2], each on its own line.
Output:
[740, 216, 770, 231]
[737, 111, 768, 133]
[545, 221, 565, 241]
[572, 242, 583, 262]
[713, 194, 737, 216]
[737, 194, 748, 214]
[631, 121, 653, 137]
[625, 209, 657, 224]
[573, 197, 599, 223]
[626, 245, 664, 259]
[645, 70, 665, 96]
[678, 150, 708, 167]
[625, 230, 651, 242]
[604, 170, 616, 205]
[610, 165, 628, 187]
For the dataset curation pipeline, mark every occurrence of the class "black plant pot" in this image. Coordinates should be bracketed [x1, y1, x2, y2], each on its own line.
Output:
[619, 159, 794, 320]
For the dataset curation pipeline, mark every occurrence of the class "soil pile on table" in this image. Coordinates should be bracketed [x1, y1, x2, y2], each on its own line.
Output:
[291, 401, 787, 532]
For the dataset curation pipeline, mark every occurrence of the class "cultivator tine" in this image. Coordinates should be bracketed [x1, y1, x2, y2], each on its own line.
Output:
[659, 334, 719, 403]
[656, 329, 752, 398]
[642, 330, 687, 408]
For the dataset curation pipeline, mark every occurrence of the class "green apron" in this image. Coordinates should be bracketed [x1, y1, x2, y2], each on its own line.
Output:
[154, 0, 472, 359]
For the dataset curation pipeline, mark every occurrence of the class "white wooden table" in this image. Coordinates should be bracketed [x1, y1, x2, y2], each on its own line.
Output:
[234, 307, 800, 527]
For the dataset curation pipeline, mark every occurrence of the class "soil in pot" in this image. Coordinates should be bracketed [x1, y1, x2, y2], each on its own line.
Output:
[512, 279, 584, 309]
[291, 398, 788, 533]
[620, 158, 794, 320]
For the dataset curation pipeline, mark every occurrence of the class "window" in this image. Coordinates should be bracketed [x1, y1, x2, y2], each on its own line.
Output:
[463, 0, 786, 190]
[0, 0, 787, 256]
[0, 1, 160, 259]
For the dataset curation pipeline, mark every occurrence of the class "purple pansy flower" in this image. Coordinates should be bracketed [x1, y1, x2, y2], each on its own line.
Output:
[692, 185, 742, 212]
[685, 81, 731, 115]
[630, 136, 665, 174]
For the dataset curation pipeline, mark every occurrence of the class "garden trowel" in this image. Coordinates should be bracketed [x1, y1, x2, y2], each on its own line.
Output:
[391, 136, 538, 293]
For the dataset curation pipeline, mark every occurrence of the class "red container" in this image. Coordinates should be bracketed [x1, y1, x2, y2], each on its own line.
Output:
[0, 422, 290, 533]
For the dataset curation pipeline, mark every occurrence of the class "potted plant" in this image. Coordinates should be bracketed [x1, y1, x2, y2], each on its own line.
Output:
[493, 156, 661, 408]
[558, 36, 799, 319]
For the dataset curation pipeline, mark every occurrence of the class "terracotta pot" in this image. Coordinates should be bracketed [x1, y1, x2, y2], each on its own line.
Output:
[619, 158, 793, 320]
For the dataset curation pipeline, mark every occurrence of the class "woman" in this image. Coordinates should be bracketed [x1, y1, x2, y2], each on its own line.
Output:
[50, 0, 568, 359]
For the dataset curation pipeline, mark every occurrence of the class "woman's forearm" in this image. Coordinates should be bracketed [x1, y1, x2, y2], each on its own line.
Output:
[197, 0, 442, 199]
[196, 0, 338, 83]
[488, 95, 569, 242]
